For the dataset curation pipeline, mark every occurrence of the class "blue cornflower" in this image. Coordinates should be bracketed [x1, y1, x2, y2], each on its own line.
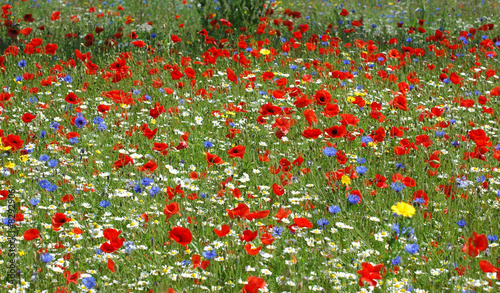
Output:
[3, 218, 14, 225]
[342, 60, 350, 65]
[141, 177, 154, 186]
[93, 116, 104, 124]
[46, 184, 57, 192]
[40, 253, 53, 263]
[361, 136, 373, 144]
[451, 140, 460, 147]
[97, 123, 107, 131]
[328, 205, 341, 214]
[15, 76, 23, 82]
[413, 197, 425, 205]
[204, 141, 213, 148]
[391, 182, 405, 192]
[149, 186, 161, 197]
[290, 65, 298, 70]
[316, 218, 330, 229]
[124, 241, 137, 254]
[272, 226, 284, 236]
[69, 137, 79, 144]
[144, 95, 152, 101]
[47, 159, 58, 168]
[64, 75, 72, 83]
[18, 60, 27, 68]
[391, 256, 401, 265]
[443, 78, 450, 84]
[99, 200, 110, 208]
[456, 176, 470, 189]
[392, 223, 400, 235]
[202, 249, 217, 259]
[40, 130, 46, 138]
[356, 158, 366, 164]
[323, 147, 337, 157]
[348, 194, 361, 204]
[200, 193, 206, 199]
[39, 180, 51, 189]
[457, 220, 466, 228]
[487, 235, 498, 242]
[372, 24, 377, 28]
[405, 243, 420, 254]
[133, 185, 142, 193]
[39, 154, 50, 162]
[74, 115, 87, 128]
[29, 198, 40, 206]
[356, 166, 368, 175]
[133, 89, 141, 95]
[82, 276, 96, 289]
[151, 33, 157, 38]
[436, 130, 446, 137]
[476, 175, 485, 183]
[395, 163, 405, 169]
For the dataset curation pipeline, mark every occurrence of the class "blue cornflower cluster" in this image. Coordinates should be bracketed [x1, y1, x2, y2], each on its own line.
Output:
[39, 179, 57, 192]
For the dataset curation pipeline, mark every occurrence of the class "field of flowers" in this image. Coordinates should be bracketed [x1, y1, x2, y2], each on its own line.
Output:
[1, 0, 500, 292]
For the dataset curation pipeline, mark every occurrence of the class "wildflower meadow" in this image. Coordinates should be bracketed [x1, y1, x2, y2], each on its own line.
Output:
[1, 0, 500, 292]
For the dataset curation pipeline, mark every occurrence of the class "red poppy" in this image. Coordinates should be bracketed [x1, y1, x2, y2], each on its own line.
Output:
[357, 262, 385, 287]
[142, 126, 157, 140]
[114, 153, 134, 169]
[107, 258, 116, 273]
[205, 152, 224, 167]
[479, 260, 500, 280]
[293, 217, 313, 228]
[415, 134, 433, 148]
[102, 90, 135, 106]
[65, 92, 81, 104]
[138, 160, 158, 173]
[324, 125, 346, 138]
[61, 194, 74, 203]
[242, 276, 266, 293]
[52, 213, 71, 230]
[163, 202, 179, 220]
[169, 226, 192, 248]
[246, 210, 270, 221]
[227, 145, 246, 159]
[22, 113, 36, 123]
[339, 113, 360, 126]
[462, 232, 488, 257]
[260, 233, 275, 245]
[226, 203, 250, 219]
[214, 224, 231, 237]
[44, 43, 57, 55]
[294, 95, 312, 108]
[244, 243, 262, 256]
[0, 190, 8, 200]
[313, 89, 331, 105]
[240, 230, 258, 242]
[23, 228, 40, 241]
[64, 270, 80, 285]
[321, 103, 339, 117]
[258, 103, 282, 118]
[491, 86, 500, 96]
[272, 183, 285, 196]
[2, 134, 24, 152]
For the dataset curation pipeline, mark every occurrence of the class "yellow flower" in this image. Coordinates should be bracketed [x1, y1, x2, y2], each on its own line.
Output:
[341, 175, 351, 186]
[0, 142, 11, 151]
[4, 161, 15, 169]
[391, 202, 416, 218]
[260, 49, 271, 55]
